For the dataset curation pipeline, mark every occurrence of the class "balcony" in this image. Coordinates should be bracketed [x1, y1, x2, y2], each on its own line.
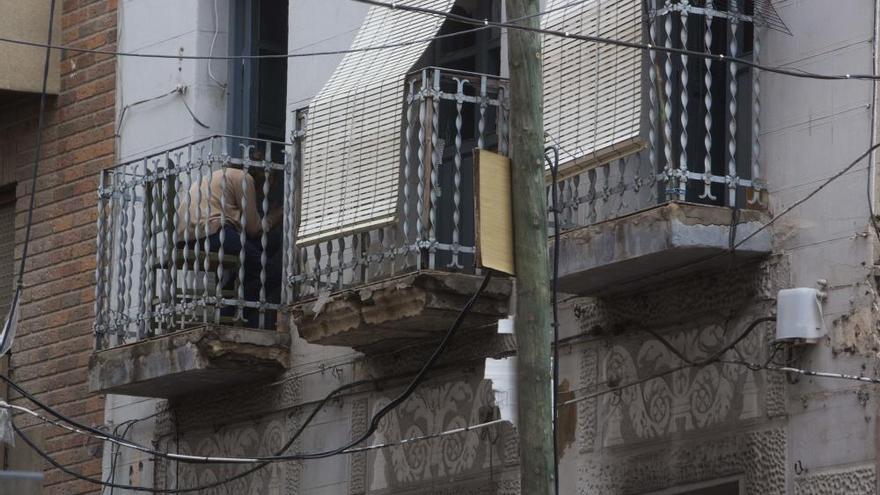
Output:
[288, 68, 513, 352]
[90, 69, 514, 397]
[89, 136, 293, 398]
[548, 3, 772, 295]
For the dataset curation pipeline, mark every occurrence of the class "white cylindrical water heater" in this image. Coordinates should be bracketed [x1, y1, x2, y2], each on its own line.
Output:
[775, 288, 825, 343]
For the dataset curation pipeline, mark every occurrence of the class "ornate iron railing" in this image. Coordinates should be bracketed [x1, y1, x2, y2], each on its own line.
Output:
[95, 69, 508, 349]
[94, 136, 294, 349]
[289, 68, 509, 298]
[550, 1, 764, 231]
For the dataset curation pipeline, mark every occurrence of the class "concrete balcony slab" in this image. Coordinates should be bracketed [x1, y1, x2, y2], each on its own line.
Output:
[554, 201, 772, 296]
[88, 325, 290, 399]
[289, 271, 512, 353]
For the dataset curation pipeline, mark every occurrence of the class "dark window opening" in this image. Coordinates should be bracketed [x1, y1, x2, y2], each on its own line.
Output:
[649, 0, 755, 207]
[406, 0, 504, 270]
[228, 0, 289, 144]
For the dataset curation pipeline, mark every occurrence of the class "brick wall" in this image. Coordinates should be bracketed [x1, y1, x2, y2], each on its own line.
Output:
[3, 0, 117, 493]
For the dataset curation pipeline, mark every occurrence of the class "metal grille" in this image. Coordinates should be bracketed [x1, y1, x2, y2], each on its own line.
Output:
[548, 0, 764, 231]
[94, 136, 293, 349]
[297, 0, 455, 245]
[291, 68, 509, 297]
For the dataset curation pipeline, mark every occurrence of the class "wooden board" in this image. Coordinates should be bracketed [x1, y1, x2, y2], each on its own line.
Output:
[474, 149, 515, 275]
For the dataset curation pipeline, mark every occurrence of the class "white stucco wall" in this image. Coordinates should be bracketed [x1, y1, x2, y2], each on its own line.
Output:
[116, 0, 230, 161]
[284, 0, 370, 137]
[761, 0, 878, 483]
[104, 0, 234, 485]
[102, 1, 880, 492]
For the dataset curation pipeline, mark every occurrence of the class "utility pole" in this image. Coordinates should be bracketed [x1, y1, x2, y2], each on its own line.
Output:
[506, 1, 554, 494]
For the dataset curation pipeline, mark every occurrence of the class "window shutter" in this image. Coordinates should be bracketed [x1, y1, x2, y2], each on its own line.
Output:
[298, 0, 454, 245]
[542, 0, 643, 165]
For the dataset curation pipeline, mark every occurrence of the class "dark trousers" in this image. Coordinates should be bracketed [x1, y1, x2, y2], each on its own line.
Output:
[202, 224, 282, 328]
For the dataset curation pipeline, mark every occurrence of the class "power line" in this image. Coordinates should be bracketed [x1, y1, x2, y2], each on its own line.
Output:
[559, 323, 880, 409]
[9, 414, 506, 493]
[0, 0, 56, 358]
[0, 0, 876, 85]
[0, 0, 590, 62]
[558, 317, 776, 407]
[0, 271, 494, 466]
[553, 136, 880, 300]
[734, 141, 880, 248]
[545, 146, 561, 495]
[2, 377, 375, 493]
[729, 361, 880, 385]
[350, 0, 880, 82]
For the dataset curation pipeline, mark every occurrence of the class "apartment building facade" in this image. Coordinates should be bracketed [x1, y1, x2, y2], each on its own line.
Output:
[4, 0, 880, 494]
[0, 0, 116, 493]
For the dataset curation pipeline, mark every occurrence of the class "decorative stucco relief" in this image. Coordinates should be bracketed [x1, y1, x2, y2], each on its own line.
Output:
[158, 412, 297, 494]
[367, 378, 516, 493]
[577, 428, 785, 494]
[571, 262, 790, 495]
[152, 376, 304, 494]
[572, 258, 784, 336]
[794, 465, 876, 495]
[597, 322, 766, 446]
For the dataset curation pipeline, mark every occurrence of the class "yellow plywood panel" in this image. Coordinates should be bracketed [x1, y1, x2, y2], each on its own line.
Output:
[475, 149, 515, 275]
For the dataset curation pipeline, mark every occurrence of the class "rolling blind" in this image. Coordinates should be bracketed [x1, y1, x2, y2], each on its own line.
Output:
[298, 0, 454, 245]
[542, 0, 642, 164]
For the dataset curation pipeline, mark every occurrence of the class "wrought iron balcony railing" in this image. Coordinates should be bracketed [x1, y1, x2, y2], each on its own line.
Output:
[549, 1, 764, 232]
[94, 136, 295, 349]
[95, 68, 508, 350]
[289, 68, 509, 298]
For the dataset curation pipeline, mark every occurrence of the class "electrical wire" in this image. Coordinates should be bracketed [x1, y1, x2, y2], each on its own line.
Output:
[642, 317, 776, 367]
[207, 0, 227, 89]
[0, 0, 56, 358]
[9, 414, 507, 493]
[289, 271, 494, 461]
[734, 142, 880, 248]
[104, 419, 139, 495]
[116, 88, 182, 136]
[0, 375, 369, 465]
[545, 146, 561, 495]
[0, 0, 590, 63]
[2, 377, 375, 493]
[559, 316, 776, 407]
[724, 360, 880, 384]
[558, 136, 880, 300]
[0, 0, 870, 85]
[0, 271, 494, 466]
[8, 0, 879, 486]
[0, 270, 495, 493]
[349, 0, 880, 82]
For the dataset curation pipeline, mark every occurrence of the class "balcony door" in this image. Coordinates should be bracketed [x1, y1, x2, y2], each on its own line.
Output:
[410, 0, 503, 271]
[228, 0, 288, 143]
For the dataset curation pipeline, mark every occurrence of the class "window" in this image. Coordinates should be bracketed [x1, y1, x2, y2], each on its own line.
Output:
[228, 0, 289, 142]
[647, 0, 757, 207]
[408, 0, 503, 269]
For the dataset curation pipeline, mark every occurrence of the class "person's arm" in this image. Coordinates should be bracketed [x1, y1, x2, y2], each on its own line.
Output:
[265, 206, 283, 231]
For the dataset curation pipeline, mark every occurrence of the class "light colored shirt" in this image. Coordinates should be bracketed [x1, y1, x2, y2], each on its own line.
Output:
[177, 168, 264, 241]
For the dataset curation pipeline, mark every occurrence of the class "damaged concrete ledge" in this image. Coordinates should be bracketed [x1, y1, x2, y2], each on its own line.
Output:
[88, 325, 290, 399]
[554, 201, 772, 296]
[289, 270, 513, 352]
